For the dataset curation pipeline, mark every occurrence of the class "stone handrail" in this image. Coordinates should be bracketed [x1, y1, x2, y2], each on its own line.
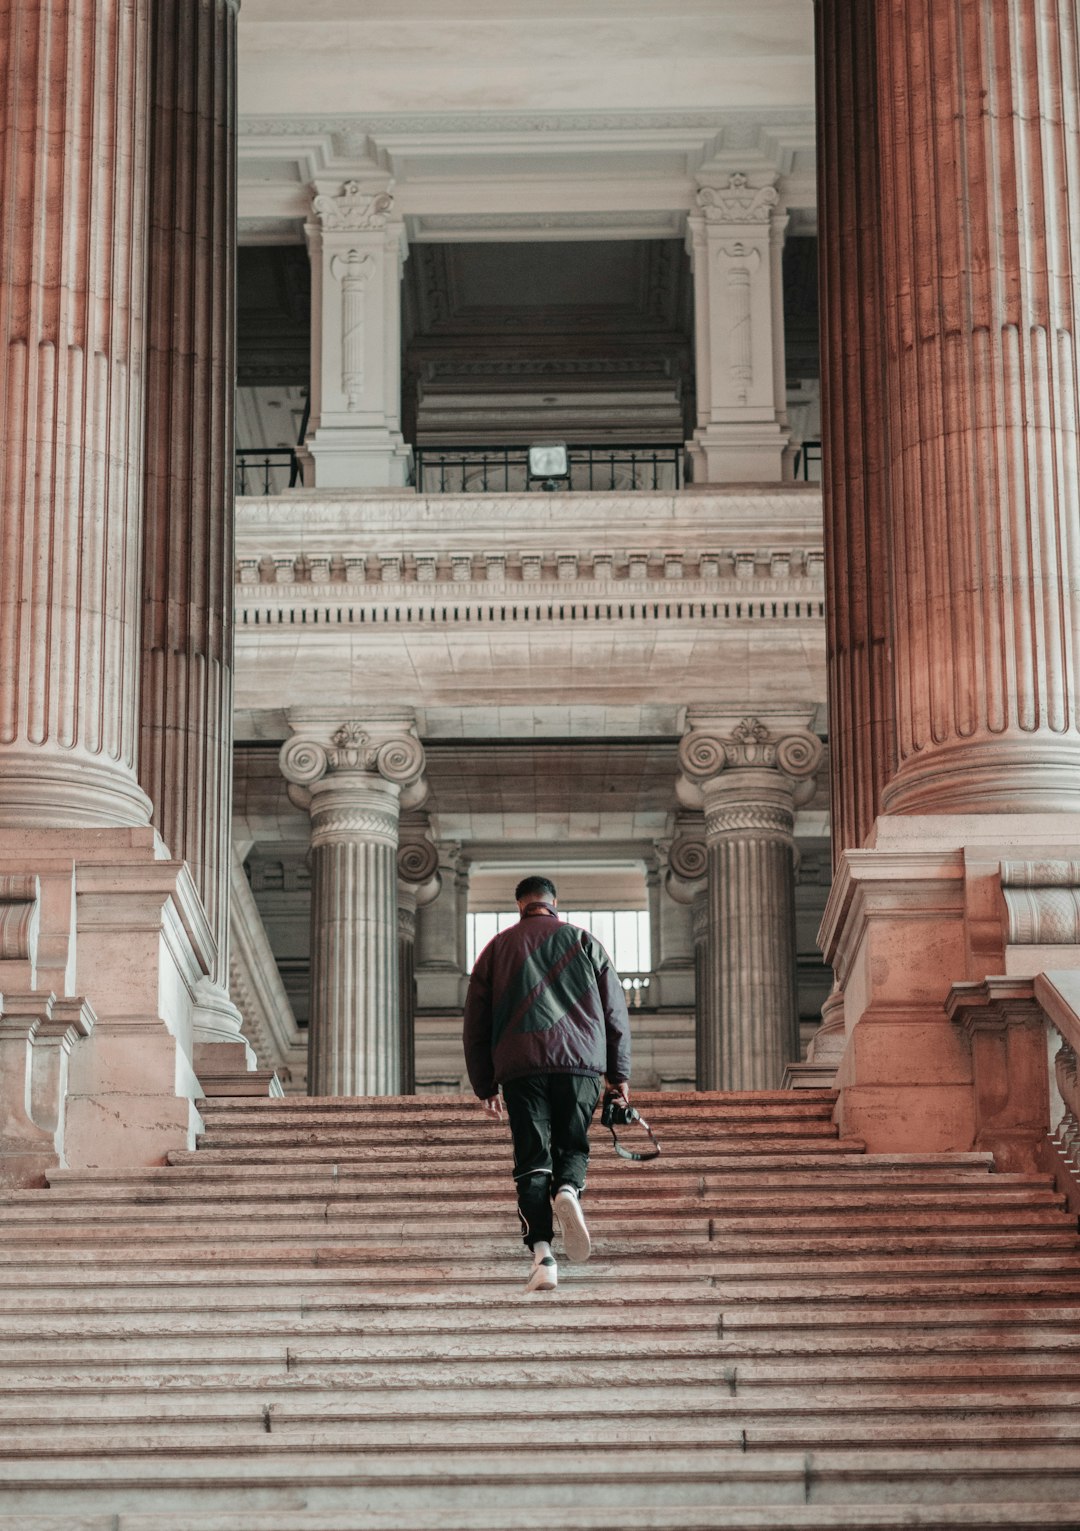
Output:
[947, 972, 1080, 1215]
[1034, 972, 1080, 1215]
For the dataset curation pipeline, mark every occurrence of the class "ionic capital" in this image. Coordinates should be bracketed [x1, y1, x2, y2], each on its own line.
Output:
[663, 817, 708, 905]
[280, 712, 427, 846]
[398, 814, 442, 908]
[310, 180, 395, 233]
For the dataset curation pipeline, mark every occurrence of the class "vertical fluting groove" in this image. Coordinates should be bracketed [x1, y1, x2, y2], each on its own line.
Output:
[0, 0, 152, 826]
[138, 0, 238, 976]
[702, 815, 799, 1092]
[309, 831, 401, 1097]
[871, 0, 1080, 812]
[816, 0, 896, 856]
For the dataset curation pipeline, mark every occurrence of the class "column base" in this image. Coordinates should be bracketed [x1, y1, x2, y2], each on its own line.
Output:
[687, 422, 789, 483]
[820, 813, 1080, 1153]
[307, 429, 413, 489]
[0, 827, 218, 1170]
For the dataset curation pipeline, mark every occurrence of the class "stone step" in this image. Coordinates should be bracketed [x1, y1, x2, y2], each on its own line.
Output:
[2, 1206, 1060, 1243]
[1, 1504, 1078, 1531]
[1, 1444, 1079, 1510]
[168, 1138, 873, 1165]
[194, 1120, 844, 1148]
[17, 1183, 1065, 1215]
[197, 1089, 839, 1114]
[3, 1301, 1079, 1341]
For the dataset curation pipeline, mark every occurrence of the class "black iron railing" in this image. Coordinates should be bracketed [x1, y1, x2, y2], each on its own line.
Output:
[235, 447, 304, 496]
[415, 444, 683, 494]
[794, 439, 822, 481]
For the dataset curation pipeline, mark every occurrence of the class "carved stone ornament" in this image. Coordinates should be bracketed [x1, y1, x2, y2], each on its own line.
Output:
[280, 722, 425, 790]
[311, 181, 394, 232]
[679, 716, 823, 782]
[696, 172, 779, 225]
[1001, 861, 1080, 946]
[0, 875, 40, 963]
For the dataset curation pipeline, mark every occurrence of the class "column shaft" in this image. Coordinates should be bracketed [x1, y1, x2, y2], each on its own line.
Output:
[309, 821, 400, 1097]
[397, 900, 416, 1096]
[704, 795, 799, 1090]
[0, 0, 153, 827]
[815, 0, 895, 854]
[875, 0, 1080, 812]
[139, 0, 238, 984]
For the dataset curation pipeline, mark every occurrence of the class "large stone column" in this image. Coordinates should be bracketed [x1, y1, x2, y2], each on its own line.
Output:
[686, 172, 791, 483]
[815, 0, 895, 858]
[0, 0, 153, 828]
[139, 0, 249, 1069]
[679, 713, 822, 1089]
[817, 0, 1080, 1151]
[303, 179, 411, 488]
[871, 0, 1080, 816]
[280, 712, 427, 1096]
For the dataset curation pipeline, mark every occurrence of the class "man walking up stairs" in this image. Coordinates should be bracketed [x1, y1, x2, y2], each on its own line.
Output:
[0, 1090, 1079, 1527]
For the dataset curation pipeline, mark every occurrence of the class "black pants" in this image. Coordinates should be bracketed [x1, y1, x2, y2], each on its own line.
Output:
[502, 1073, 603, 1249]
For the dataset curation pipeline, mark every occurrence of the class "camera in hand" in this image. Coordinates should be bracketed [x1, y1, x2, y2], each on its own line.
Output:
[601, 1091, 640, 1130]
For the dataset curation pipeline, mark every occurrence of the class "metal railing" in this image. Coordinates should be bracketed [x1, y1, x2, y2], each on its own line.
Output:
[235, 447, 304, 497]
[794, 439, 822, 481]
[415, 444, 683, 494]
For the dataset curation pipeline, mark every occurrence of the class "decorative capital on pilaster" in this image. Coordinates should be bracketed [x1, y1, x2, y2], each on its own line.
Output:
[311, 180, 395, 232]
[695, 172, 779, 225]
[664, 817, 708, 905]
[398, 815, 442, 908]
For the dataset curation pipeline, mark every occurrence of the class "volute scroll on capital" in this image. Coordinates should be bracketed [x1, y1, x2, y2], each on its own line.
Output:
[310, 180, 395, 232]
[279, 720, 427, 813]
[678, 715, 823, 783]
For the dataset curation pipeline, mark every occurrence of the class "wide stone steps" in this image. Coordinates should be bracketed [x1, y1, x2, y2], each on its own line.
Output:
[0, 1089, 1078, 1528]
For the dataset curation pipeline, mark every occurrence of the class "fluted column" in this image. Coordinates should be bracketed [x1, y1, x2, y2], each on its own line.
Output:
[0, 0, 153, 828]
[280, 713, 426, 1096]
[396, 817, 441, 1096]
[139, 0, 245, 1051]
[815, 0, 895, 856]
[679, 714, 822, 1090]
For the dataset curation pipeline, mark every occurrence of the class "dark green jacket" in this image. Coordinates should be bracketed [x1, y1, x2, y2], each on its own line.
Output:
[463, 905, 632, 1100]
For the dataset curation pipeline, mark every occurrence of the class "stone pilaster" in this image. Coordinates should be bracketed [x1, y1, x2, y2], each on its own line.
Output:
[679, 713, 822, 1089]
[686, 172, 791, 483]
[0, 0, 153, 828]
[303, 179, 411, 488]
[415, 844, 470, 1011]
[396, 818, 441, 1096]
[280, 712, 426, 1096]
[139, 0, 249, 1069]
[664, 817, 709, 1086]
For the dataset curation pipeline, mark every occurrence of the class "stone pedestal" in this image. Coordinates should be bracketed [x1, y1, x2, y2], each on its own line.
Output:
[139, 0, 252, 1082]
[679, 713, 822, 1089]
[686, 173, 790, 483]
[818, 0, 1080, 1150]
[304, 179, 412, 488]
[280, 713, 427, 1096]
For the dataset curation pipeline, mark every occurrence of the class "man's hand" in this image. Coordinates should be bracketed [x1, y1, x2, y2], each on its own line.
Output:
[607, 1079, 630, 1105]
[480, 1094, 504, 1121]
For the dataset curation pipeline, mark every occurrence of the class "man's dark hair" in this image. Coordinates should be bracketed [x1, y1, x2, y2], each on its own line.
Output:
[515, 875, 557, 904]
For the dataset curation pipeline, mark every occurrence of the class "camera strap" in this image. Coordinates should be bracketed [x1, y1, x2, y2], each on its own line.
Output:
[608, 1112, 661, 1162]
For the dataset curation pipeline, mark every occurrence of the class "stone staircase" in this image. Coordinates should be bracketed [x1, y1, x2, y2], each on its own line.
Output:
[1, 1090, 1079, 1529]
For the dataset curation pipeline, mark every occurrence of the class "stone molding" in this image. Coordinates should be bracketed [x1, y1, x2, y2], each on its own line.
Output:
[0, 876, 40, 967]
[703, 799, 795, 842]
[311, 181, 395, 232]
[228, 848, 305, 1090]
[1001, 861, 1080, 946]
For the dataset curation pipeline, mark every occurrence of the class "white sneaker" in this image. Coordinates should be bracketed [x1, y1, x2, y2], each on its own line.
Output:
[525, 1254, 558, 1293]
[554, 1185, 591, 1264]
